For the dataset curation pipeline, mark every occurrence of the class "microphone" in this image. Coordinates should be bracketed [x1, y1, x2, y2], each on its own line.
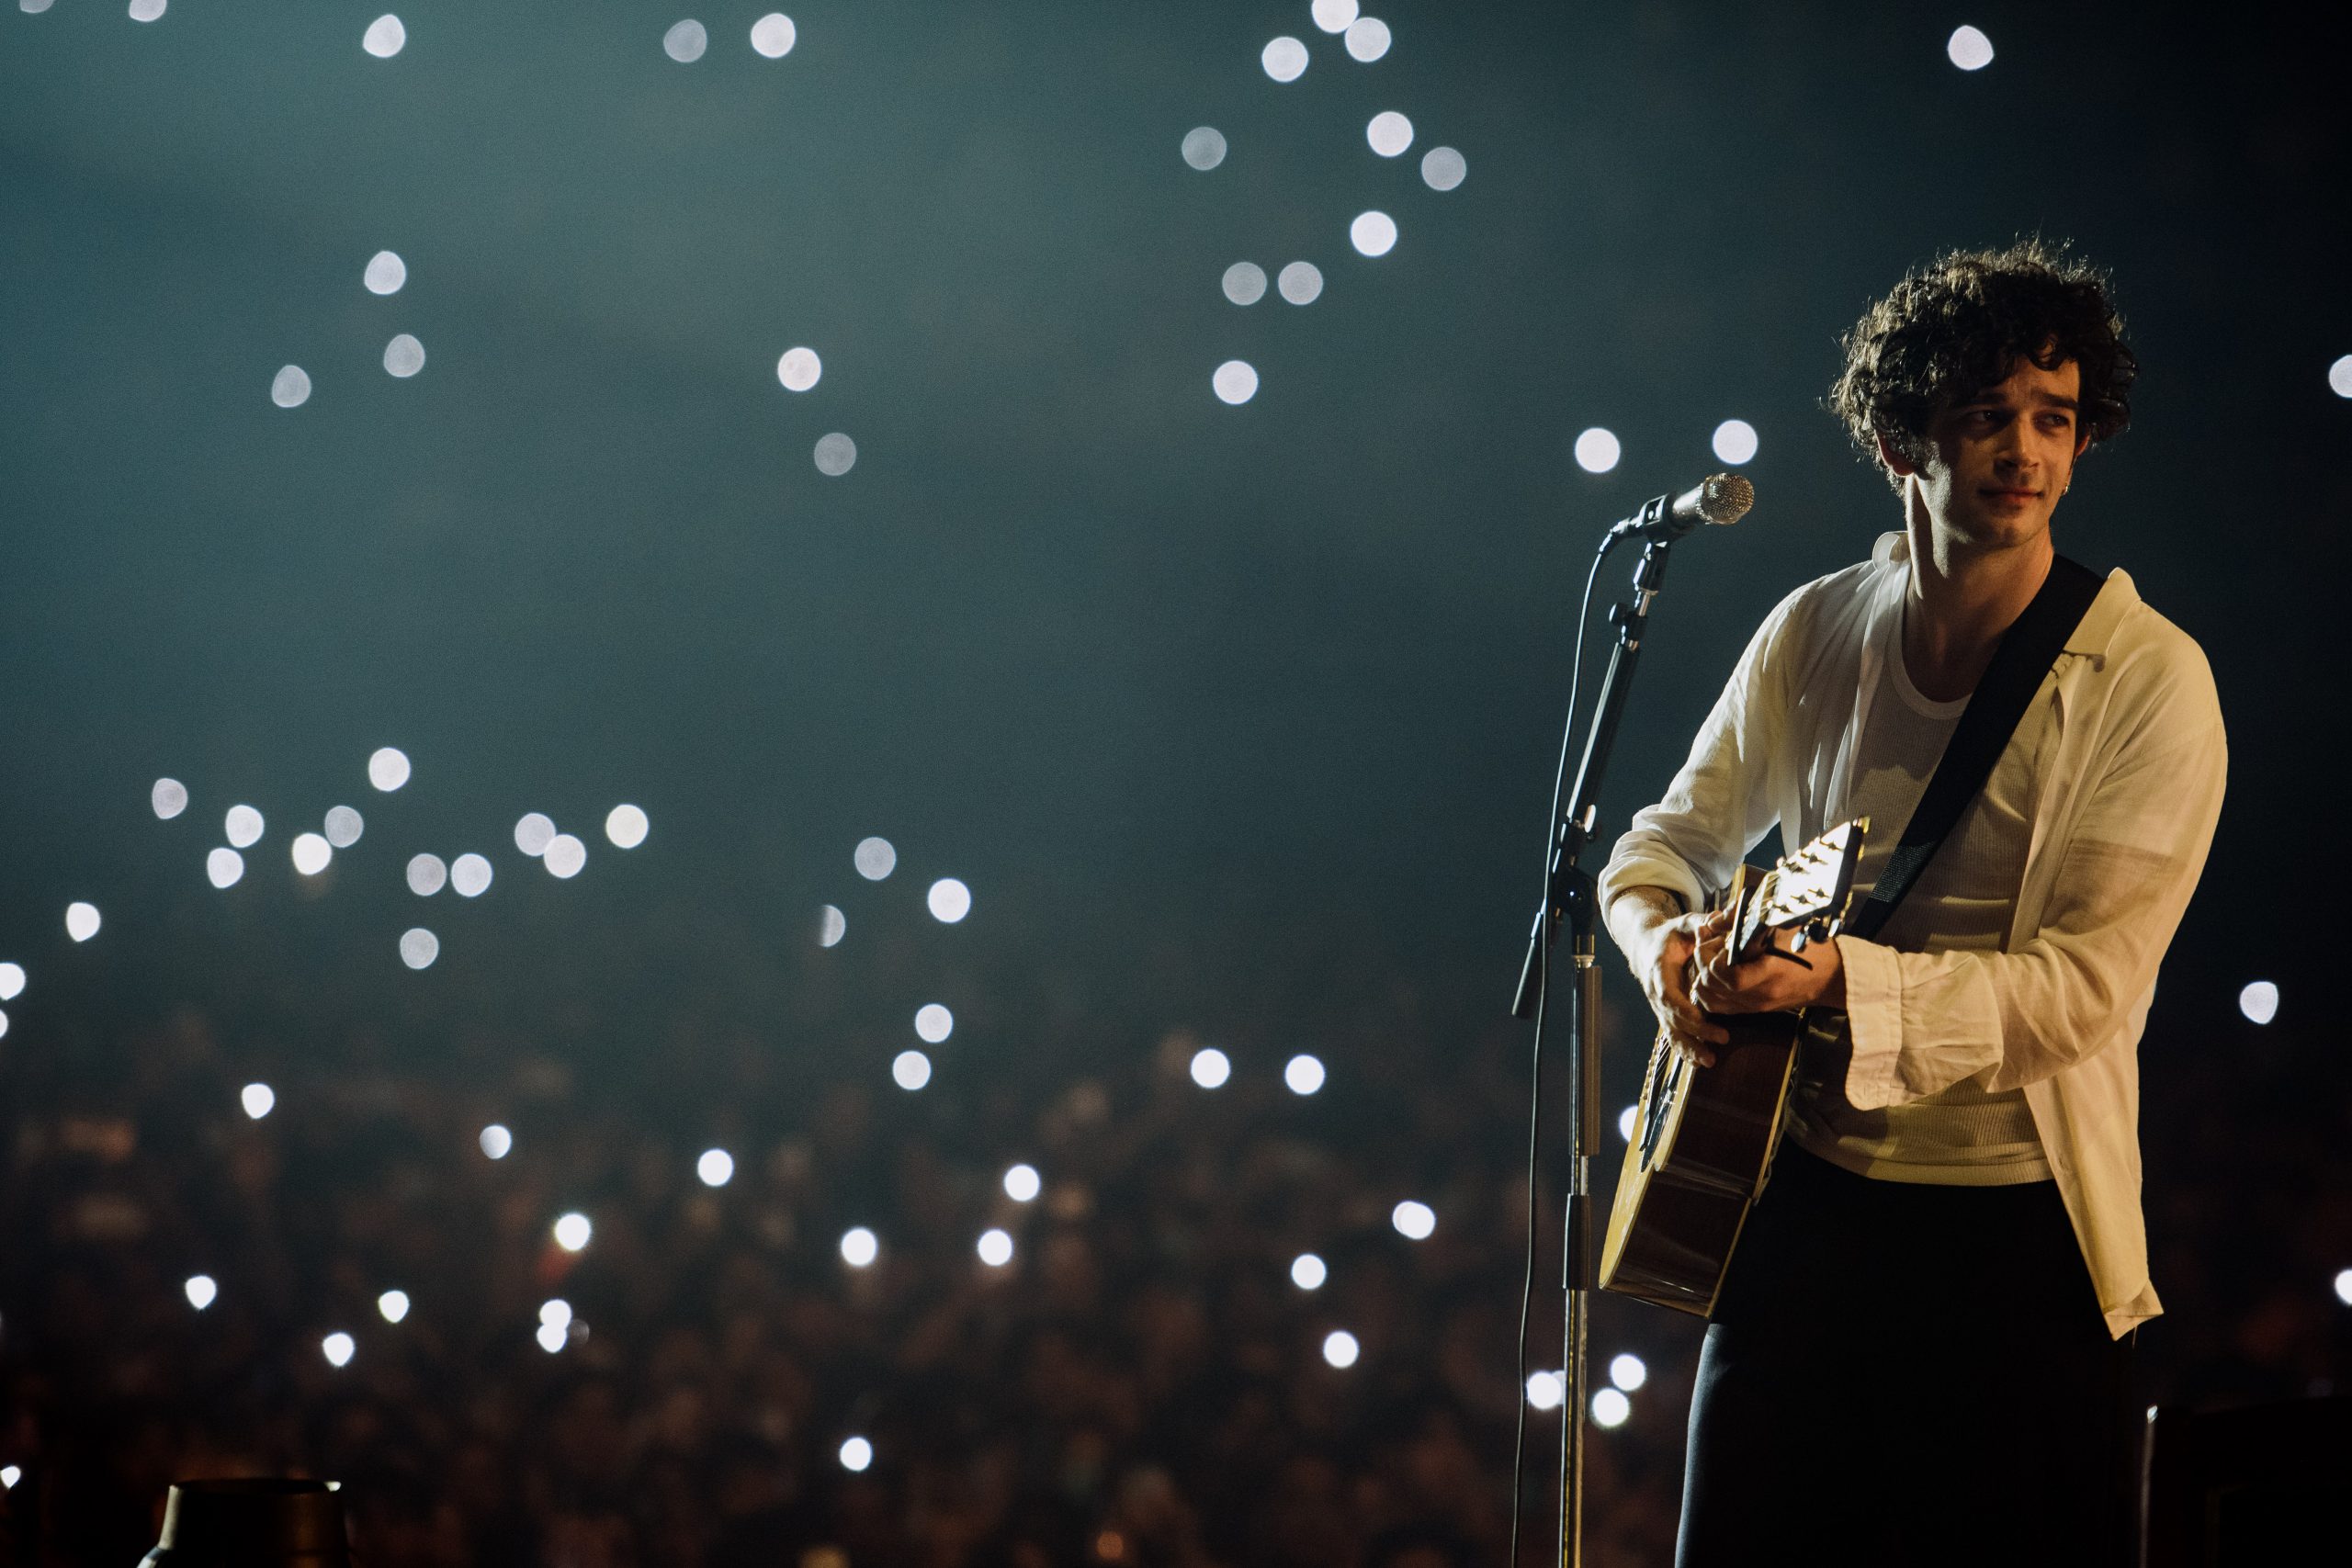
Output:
[1607, 472, 1755, 541]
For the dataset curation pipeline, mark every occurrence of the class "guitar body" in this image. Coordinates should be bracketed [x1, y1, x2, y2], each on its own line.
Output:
[1597, 818, 1867, 1317]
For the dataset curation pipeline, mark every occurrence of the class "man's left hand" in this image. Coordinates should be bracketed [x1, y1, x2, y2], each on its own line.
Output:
[1689, 916, 1847, 1017]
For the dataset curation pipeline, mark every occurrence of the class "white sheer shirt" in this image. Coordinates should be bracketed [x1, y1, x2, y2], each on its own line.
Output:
[1599, 532, 2227, 1338]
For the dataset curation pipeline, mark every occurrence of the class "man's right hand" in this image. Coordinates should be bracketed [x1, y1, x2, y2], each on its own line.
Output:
[1610, 888, 1734, 1069]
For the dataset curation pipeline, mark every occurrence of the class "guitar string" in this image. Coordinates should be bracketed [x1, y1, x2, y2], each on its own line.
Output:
[1509, 536, 1615, 1568]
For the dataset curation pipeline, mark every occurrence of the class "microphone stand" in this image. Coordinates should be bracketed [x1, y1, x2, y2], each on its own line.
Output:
[1510, 523, 1680, 1568]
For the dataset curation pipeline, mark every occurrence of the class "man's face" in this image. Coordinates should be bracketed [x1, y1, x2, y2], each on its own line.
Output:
[1886, 355, 2087, 549]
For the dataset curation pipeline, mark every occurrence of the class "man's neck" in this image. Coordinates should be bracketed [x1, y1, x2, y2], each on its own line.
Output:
[1900, 491, 2054, 703]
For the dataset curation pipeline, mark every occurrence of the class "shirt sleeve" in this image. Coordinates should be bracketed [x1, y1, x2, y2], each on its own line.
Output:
[1598, 588, 1799, 920]
[1835, 631, 2227, 1108]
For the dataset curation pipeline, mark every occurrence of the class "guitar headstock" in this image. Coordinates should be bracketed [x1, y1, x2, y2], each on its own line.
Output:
[1732, 817, 1869, 957]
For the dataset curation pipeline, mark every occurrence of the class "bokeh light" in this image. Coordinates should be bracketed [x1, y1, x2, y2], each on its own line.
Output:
[697, 1148, 735, 1187]
[1526, 1371, 1564, 1410]
[543, 835, 587, 879]
[2335, 1269, 2352, 1306]
[1291, 1253, 1327, 1291]
[514, 814, 556, 856]
[1619, 1104, 1638, 1141]
[1222, 262, 1267, 306]
[1591, 1388, 1632, 1427]
[368, 748, 411, 791]
[552, 1212, 593, 1252]
[892, 1050, 933, 1090]
[378, 1290, 410, 1324]
[814, 433, 857, 476]
[207, 848, 244, 888]
[1344, 17, 1391, 62]
[1947, 25, 1994, 71]
[129, 0, 165, 24]
[65, 903, 100, 942]
[2330, 355, 2352, 399]
[777, 347, 821, 390]
[1322, 1330, 1360, 1369]
[977, 1228, 1014, 1267]
[749, 13, 796, 57]
[818, 905, 846, 946]
[479, 1123, 512, 1159]
[1261, 36, 1308, 83]
[1610, 1352, 1648, 1391]
[536, 1321, 568, 1353]
[152, 778, 188, 818]
[1312, 0, 1359, 33]
[399, 929, 439, 969]
[242, 1083, 275, 1120]
[1284, 1054, 1326, 1095]
[271, 366, 311, 408]
[1002, 1164, 1041, 1201]
[364, 250, 405, 294]
[1276, 262, 1323, 305]
[226, 805, 265, 848]
[839, 1437, 873, 1472]
[854, 837, 897, 879]
[2239, 981, 2279, 1024]
[1575, 427, 1622, 473]
[1189, 1047, 1231, 1089]
[915, 1004, 954, 1043]
[1366, 111, 1413, 157]
[383, 333, 426, 378]
[407, 854, 447, 896]
[1392, 1200, 1436, 1240]
[840, 1227, 879, 1267]
[1712, 418, 1759, 465]
[540, 1299, 572, 1330]
[184, 1275, 217, 1310]
[663, 19, 707, 62]
[927, 878, 971, 922]
[1349, 211, 1396, 257]
[605, 804, 650, 849]
[1420, 146, 1466, 190]
[323, 806, 364, 847]
[450, 853, 493, 897]
[362, 15, 404, 58]
[1181, 126, 1227, 171]
[0, 964, 21, 1001]
[1213, 360, 1259, 404]
[290, 832, 332, 875]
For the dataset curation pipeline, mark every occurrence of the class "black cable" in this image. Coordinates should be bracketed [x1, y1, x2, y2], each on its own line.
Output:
[1507, 537, 1615, 1566]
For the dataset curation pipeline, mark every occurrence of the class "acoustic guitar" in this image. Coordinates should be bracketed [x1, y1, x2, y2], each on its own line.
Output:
[1598, 818, 1869, 1317]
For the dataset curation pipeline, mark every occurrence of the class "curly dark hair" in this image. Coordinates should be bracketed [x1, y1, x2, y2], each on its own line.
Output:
[1828, 239, 2135, 492]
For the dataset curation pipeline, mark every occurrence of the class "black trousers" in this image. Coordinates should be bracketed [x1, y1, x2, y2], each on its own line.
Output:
[1676, 1145, 2138, 1567]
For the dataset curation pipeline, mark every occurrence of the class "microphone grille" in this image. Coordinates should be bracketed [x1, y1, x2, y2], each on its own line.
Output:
[1695, 472, 1755, 525]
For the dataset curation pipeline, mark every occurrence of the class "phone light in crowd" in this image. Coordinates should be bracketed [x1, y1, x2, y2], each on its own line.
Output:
[977, 1228, 1015, 1268]
[66, 903, 101, 942]
[927, 878, 971, 922]
[1574, 427, 1622, 474]
[1190, 1047, 1231, 1089]
[605, 805, 649, 849]
[290, 833, 332, 875]
[1291, 1253, 1327, 1291]
[914, 1004, 954, 1043]
[552, 1212, 592, 1252]
[1610, 1353, 1648, 1392]
[185, 1275, 218, 1310]
[1591, 1388, 1632, 1427]
[1284, 1054, 1326, 1095]
[1619, 1104, 1638, 1141]
[839, 1436, 873, 1472]
[1002, 1163, 1041, 1201]
[1526, 1371, 1565, 1410]
[1947, 25, 1994, 71]
[242, 1083, 276, 1121]
[479, 1123, 512, 1159]
[2239, 981, 2278, 1025]
[840, 1227, 879, 1268]
[1322, 1330, 1360, 1369]
[1392, 1201, 1436, 1240]
[322, 1333, 356, 1369]
[0, 964, 22, 1001]
[377, 1290, 410, 1325]
[368, 748, 411, 792]
[892, 1050, 932, 1090]
[696, 1148, 734, 1188]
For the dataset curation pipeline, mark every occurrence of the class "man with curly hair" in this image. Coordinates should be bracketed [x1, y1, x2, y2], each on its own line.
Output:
[1599, 241, 2225, 1564]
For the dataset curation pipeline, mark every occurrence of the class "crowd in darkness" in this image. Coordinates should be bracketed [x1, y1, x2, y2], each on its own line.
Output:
[0, 889, 2338, 1566]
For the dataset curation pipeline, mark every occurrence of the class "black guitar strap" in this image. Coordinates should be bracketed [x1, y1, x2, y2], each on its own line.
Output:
[1841, 555, 2106, 942]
